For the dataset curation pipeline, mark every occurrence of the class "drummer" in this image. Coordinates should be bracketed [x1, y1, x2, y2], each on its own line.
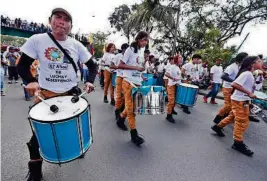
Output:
[165, 54, 183, 123]
[102, 43, 116, 105]
[110, 43, 129, 122]
[211, 56, 262, 157]
[181, 54, 202, 114]
[117, 31, 147, 146]
[17, 8, 97, 181]
[212, 52, 248, 124]
[163, 57, 174, 102]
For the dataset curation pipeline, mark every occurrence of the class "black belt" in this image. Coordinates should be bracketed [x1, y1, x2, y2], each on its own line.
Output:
[104, 65, 110, 67]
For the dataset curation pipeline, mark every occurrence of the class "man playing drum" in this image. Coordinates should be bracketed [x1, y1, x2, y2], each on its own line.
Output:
[165, 55, 183, 123]
[17, 8, 97, 181]
[181, 54, 202, 114]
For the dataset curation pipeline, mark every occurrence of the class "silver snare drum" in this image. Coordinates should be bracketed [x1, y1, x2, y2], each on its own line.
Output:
[132, 86, 166, 115]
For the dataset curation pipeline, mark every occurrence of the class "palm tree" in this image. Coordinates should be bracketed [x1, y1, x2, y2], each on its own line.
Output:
[125, 0, 176, 34]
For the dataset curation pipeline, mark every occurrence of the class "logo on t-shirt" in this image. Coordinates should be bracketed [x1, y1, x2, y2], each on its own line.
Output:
[45, 47, 63, 62]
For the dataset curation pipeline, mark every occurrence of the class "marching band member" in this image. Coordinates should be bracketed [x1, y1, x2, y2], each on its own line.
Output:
[111, 43, 129, 122]
[165, 54, 183, 123]
[117, 31, 148, 146]
[102, 43, 116, 105]
[211, 56, 262, 157]
[17, 8, 97, 181]
[181, 54, 202, 114]
[163, 57, 174, 101]
[212, 52, 248, 124]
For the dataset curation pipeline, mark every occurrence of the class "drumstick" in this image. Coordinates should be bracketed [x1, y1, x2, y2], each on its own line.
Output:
[71, 91, 87, 103]
[22, 84, 59, 113]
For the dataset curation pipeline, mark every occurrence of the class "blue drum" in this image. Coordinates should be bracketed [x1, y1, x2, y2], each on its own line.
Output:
[176, 83, 199, 107]
[142, 73, 157, 86]
[112, 72, 117, 87]
[28, 96, 93, 164]
[132, 86, 166, 115]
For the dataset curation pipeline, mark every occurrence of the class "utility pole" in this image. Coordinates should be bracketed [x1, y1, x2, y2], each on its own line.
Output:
[228, 33, 250, 64]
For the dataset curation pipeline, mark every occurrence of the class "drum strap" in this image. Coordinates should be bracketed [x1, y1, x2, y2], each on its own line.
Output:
[47, 33, 78, 74]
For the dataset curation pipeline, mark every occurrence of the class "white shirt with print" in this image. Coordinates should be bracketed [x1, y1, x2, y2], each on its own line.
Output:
[164, 63, 172, 80]
[182, 62, 197, 80]
[210, 65, 223, 84]
[166, 64, 182, 86]
[113, 53, 124, 77]
[102, 52, 116, 72]
[223, 63, 240, 88]
[21, 33, 92, 93]
[231, 71, 255, 101]
[122, 47, 143, 85]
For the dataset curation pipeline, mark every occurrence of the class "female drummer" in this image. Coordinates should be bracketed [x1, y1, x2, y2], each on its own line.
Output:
[211, 56, 262, 156]
[117, 31, 148, 146]
[102, 43, 116, 105]
[110, 43, 129, 121]
[165, 54, 183, 123]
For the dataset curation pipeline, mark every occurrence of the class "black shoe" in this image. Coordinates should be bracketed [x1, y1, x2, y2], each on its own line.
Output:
[26, 160, 43, 181]
[211, 125, 225, 137]
[183, 107, 191, 114]
[116, 116, 128, 131]
[249, 115, 260, 122]
[172, 109, 178, 115]
[166, 114, 175, 123]
[103, 96, 108, 103]
[213, 115, 223, 124]
[115, 109, 120, 120]
[232, 141, 254, 157]
[110, 99, 115, 106]
[130, 129, 145, 146]
[165, 96, 168, 103]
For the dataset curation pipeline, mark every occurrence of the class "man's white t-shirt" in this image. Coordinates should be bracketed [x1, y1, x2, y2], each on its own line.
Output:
[122, 47, 143, 85]
[166, 64, 182, 86]
[113, 53, 124, 77]
[102, 52, 115, 72]
[210, 65, 223, 84]
[157, 63, 164, 73]
[231, 71, 255, 101]
[182, 62, 198, 80]
[21, 33, 92, 93]
[223, 63, 239, 88]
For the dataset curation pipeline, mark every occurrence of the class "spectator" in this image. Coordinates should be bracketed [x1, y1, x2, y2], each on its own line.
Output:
[5, 46, 19, 84]
[1, 54, 6, 96]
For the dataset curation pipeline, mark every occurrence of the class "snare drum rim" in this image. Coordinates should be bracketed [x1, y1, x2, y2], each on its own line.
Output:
[28, 95, 90, 124]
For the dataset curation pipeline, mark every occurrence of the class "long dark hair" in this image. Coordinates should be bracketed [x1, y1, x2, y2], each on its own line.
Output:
[130, 31, 149, 53]
[233, 52, 248, 64]
[236, 56, 259, 78]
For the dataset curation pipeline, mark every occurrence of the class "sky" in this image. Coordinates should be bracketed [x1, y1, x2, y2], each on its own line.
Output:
[0, 0, 266, 57]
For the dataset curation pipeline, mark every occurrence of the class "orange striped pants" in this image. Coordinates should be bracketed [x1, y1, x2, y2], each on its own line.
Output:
[104, 70, 114, 99]
[115, 76, 125, 110]
[217, 88, 233, 117]
[167, 85, 176, 114]
[218, 100, 250, 142]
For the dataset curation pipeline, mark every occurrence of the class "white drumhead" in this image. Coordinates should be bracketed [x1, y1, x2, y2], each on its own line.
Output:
[29, 96, 88, 122]
[180, 83, 199, 89]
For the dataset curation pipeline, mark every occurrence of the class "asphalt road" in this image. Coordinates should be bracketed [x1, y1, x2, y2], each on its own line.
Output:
[1, 79, 267, 181]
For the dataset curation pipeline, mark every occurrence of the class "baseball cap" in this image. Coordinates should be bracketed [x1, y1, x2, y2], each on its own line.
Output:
[51, 8, 72, 22]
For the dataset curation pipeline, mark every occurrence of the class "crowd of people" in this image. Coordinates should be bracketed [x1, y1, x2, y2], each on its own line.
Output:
[1, 15, 90, 43]
[1, 8, 266, 181]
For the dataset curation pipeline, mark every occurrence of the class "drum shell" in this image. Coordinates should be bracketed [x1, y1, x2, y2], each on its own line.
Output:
[142, 73, 157, 86]
[112, 72, 117, 87]
[28, 97, 93, 164]
[132, 86, 166, 115]
[175, 84, 198, 107]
